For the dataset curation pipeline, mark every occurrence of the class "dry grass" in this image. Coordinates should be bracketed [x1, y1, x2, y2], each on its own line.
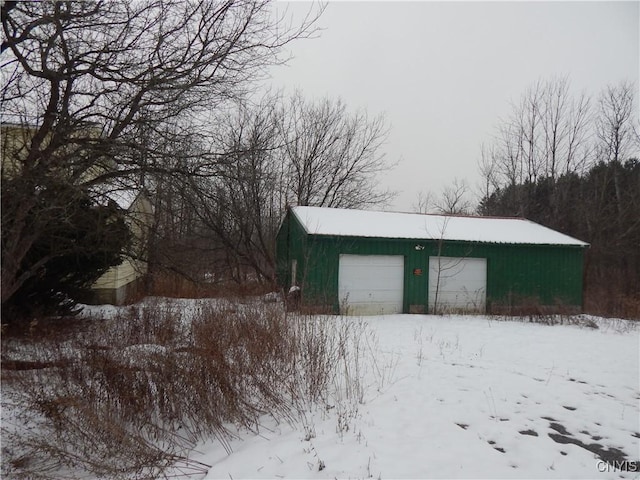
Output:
[584, 288, 640, 320]
[1, 299, 368, 479]
[146, 271, 275, 300]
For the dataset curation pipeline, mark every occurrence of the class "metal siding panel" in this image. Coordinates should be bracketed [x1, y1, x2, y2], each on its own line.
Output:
[483, 244, 585, 310]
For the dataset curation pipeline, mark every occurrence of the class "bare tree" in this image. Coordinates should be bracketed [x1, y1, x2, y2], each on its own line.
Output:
[1, 0, 322, 315]
[192, 94, 286, 282]
[595, 81, 635, 164]
[490, 79, 592, 183]
[477, 142, 500, 203]
[429, 216, 451, 315]
[504, 80, 545, 186]
[478, 78, 592, 220]
[592, 81, 639, 229]
[280, 91, 394, 209]
[413, 191, 435, 214]
[139, 89, 395, 285]
[435, 178, 473, 215]
[414, 178, 473, 216]
[540, 77, 592, 178]
[174, 91, 395, 284]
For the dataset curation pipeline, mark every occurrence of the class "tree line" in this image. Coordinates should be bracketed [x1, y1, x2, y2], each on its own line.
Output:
[476, 78, 639, 317]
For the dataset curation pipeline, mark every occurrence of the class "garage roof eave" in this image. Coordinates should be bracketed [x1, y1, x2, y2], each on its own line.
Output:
[291, 206, 589, 247]
[307, 232, 590, 248]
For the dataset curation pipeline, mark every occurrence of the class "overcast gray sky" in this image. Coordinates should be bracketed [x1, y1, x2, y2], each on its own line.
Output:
[268, 1, 639, 212]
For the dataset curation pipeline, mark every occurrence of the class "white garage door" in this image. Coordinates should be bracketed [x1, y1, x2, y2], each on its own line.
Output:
[428, 257, 487, 313]
[338, 255, 404, 315]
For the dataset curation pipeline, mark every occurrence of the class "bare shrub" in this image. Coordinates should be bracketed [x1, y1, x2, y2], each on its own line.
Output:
[147, 271, 276, 300]
[489, 295, 582, 318]
[584, 286, 640, 321]
[290, 315, 341, 404]
[1, 299, 371, 479]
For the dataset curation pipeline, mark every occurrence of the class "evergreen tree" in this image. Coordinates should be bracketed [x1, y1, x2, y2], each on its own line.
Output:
[2, 177, 130, 321]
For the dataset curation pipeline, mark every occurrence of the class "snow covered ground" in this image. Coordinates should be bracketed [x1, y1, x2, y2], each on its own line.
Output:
[183, 313, 639, 479]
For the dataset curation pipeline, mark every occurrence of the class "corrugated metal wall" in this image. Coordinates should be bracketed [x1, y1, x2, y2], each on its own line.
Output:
[275, 210, 586, 313]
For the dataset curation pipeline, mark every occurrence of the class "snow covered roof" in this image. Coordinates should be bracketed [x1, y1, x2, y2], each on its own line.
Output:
[291, 206, 589, 247]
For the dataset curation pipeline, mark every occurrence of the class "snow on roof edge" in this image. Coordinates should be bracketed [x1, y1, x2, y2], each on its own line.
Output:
[290, 206, 589, 247]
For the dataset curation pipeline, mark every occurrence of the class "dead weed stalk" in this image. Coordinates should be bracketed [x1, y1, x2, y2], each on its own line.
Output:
[1, 299, 371, 479]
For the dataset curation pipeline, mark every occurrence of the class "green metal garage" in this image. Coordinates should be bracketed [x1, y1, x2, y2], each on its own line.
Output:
[276, 206, 589, 315]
